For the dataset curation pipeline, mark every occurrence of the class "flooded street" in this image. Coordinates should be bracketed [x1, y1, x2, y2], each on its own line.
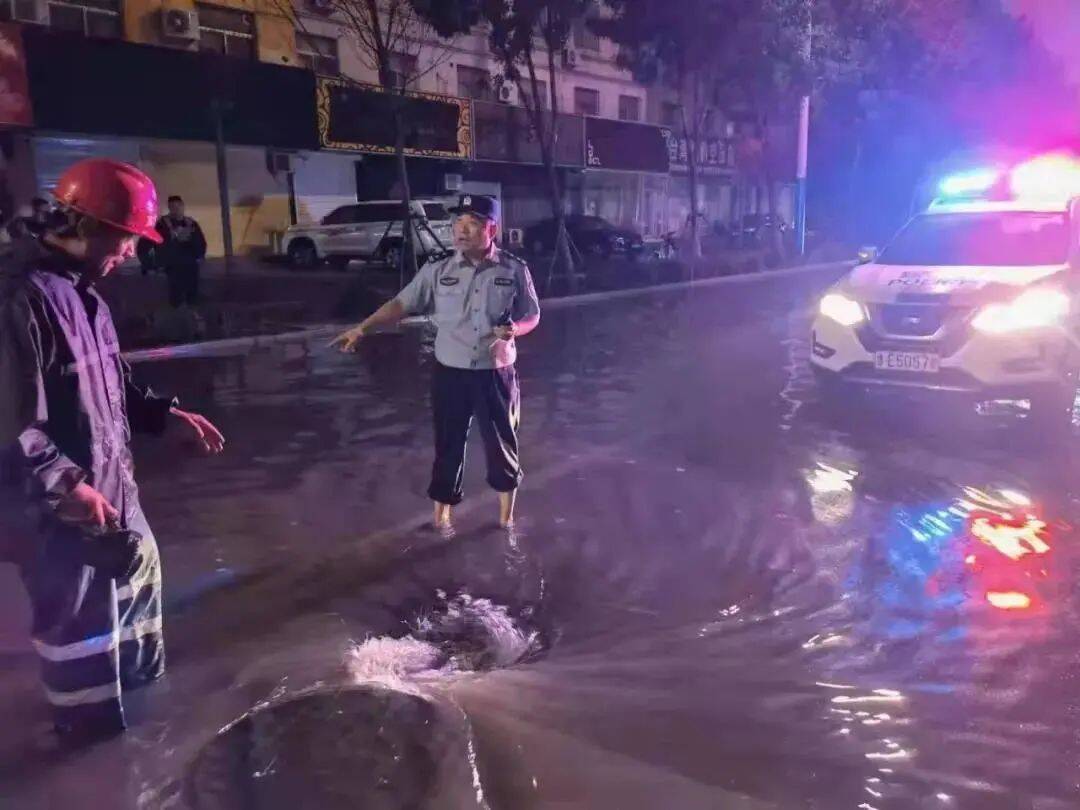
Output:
[2, 265, 1079, 809]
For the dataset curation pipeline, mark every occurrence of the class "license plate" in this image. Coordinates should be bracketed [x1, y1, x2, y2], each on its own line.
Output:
[874, 351, 940, 372]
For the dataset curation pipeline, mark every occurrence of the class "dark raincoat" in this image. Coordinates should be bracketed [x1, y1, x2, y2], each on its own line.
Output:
[0, 241, 172, 736]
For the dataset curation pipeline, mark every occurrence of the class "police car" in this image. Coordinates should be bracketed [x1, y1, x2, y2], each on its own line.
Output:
[811, 154, 1080, 422]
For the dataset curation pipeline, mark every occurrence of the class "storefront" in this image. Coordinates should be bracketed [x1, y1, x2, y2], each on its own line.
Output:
[582, 116, 669, 236]
[7, 25, 321, 256]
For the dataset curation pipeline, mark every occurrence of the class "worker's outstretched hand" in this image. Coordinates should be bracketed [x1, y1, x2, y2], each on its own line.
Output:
[330, 325, 365, 353]
[170, 407, 226, 455]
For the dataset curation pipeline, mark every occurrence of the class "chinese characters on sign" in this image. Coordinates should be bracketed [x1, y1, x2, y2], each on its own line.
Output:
[660, 127, 732, 171]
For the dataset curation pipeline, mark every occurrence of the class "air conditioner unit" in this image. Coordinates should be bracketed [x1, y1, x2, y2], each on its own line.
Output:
[561, 48, 579, 69]
[443, 173, 463, 192]
[266, 151, 294, 175]
[497, 82, 518, 105]
[507, 228, 524, 246]
[161, 7, 199, 40]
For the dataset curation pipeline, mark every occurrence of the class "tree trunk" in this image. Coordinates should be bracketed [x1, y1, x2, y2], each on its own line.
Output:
[680, 80, 703, 278]
[758, 115, 786, 263]
[544, 43, 575, 292]
[392, 100, 418, 287]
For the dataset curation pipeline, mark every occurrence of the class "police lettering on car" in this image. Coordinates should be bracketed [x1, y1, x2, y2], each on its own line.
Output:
[332, 193, 541, 528]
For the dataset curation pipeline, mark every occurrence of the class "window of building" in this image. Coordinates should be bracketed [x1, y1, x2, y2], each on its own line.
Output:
[47, 0, 121, 38]
[572, 15, 599, 51]
[521, 78, 548, 110]
[198, 4, 255, 60]
[386, 52, 417, 90]
[661, 101, 681, 127]
[573, 86, 600, 116]
[618, 95, 641, 122]
[296, 32, 339, 76]
[0, 0, 43, 24]
[456, 65, 493, 101]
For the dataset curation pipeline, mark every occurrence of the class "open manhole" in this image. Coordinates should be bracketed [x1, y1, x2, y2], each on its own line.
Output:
[186, 687, 474, 810]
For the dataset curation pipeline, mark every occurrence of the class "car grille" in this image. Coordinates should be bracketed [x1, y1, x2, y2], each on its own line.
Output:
[877, 304, 945, 336]
[856, 301, 975, 358]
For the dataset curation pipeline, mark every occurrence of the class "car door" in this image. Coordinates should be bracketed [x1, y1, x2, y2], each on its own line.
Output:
[357, 203, 406, 257]
[319, 206, 359, 256]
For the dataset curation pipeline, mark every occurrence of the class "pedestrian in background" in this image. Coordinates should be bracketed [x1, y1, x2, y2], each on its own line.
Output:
[0, 159, 224, 746]
[7, 196, 53, 240]
[332, 194, 540, 529]
[155, 195, 206, 308]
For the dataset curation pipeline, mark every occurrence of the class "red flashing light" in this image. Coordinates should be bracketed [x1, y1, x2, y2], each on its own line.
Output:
[1009, 152, 1080, 203]
[986, 591, 1032, 611]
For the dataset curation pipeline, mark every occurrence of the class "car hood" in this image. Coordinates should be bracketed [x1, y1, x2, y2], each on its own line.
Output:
[842, 262, 1069, 305]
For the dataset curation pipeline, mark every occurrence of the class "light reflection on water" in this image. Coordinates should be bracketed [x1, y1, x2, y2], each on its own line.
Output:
[6, 272, 1080, 809]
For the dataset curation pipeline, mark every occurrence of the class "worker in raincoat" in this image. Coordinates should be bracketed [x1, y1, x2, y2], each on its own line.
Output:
[0, 158, 225, 745]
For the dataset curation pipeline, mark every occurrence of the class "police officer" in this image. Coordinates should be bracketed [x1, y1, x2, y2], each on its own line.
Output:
[332, 194, 540, 528]
[0, 159, 225, 745]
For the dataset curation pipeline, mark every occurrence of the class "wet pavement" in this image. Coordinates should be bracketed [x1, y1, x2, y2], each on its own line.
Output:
[2, 264, 1080, 809]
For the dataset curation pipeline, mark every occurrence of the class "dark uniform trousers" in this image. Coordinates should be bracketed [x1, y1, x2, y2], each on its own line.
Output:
[429, 362, 522, 506]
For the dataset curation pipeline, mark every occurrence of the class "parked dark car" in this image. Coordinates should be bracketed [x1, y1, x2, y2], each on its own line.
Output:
[736, 213, 788, 247]
[524, 215, 645, 257]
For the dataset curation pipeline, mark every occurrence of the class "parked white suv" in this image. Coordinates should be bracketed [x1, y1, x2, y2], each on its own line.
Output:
[282, 199, 454, 270]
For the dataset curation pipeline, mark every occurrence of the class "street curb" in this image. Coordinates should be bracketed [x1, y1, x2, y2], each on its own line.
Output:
[539, 259, 851, 311]
[124, 261, 851, 362]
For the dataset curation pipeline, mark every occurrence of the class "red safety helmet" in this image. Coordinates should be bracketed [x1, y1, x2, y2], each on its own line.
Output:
[53, 158, 163, 244]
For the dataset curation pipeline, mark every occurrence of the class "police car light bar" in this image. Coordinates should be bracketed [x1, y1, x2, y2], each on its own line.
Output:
[1009, 153, 1080, 203]
[939, 168, 1001, 198]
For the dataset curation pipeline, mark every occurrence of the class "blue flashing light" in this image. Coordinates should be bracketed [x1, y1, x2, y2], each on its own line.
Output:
[939, 168, 1000, 198]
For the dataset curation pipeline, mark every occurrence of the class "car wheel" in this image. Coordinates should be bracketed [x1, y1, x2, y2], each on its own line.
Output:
[287, 240, 318, 270]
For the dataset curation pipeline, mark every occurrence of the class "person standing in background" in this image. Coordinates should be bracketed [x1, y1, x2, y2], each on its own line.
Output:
[155, 195, 206, 308]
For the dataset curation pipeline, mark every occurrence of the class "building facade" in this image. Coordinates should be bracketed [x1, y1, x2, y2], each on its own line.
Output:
[0, 1, 790, 257]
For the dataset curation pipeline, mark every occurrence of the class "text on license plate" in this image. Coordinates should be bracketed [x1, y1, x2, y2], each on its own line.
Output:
[874, 351, 940, 372]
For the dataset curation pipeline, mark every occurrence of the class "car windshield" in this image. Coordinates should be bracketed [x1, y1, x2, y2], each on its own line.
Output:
[423, 204, 450, 222]
[878, 212, 1070, 267]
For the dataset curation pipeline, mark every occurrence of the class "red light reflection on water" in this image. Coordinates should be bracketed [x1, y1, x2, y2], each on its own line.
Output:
[965, 512, 1053, 613]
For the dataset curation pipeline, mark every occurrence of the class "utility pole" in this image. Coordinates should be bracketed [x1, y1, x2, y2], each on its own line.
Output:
[795, 94, 809, 256]
[211, 98, 234, 278]
[794, 4, 812, 257]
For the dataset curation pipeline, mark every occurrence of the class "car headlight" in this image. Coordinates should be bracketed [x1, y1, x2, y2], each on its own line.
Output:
[819, 293, 866, 327]
[971, 288, 1071, 334]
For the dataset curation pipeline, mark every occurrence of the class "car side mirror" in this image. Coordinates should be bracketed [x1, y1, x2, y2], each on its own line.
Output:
[856, 246, 878, 265]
